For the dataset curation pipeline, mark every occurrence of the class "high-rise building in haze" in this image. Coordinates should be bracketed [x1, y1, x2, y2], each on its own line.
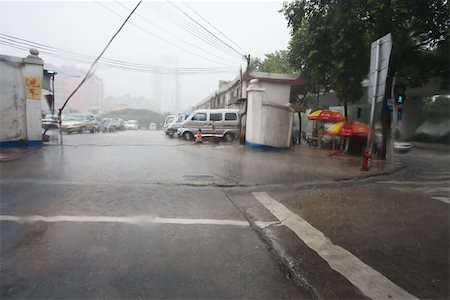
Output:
[160, 55, 180, 114]
[53, 65, 104, 114]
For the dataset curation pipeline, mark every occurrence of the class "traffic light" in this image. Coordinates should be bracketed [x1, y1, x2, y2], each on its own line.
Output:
[394, 85, 405, 105]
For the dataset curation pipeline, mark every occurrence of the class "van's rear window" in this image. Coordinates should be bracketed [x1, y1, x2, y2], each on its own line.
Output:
[225, 113, 237, 121]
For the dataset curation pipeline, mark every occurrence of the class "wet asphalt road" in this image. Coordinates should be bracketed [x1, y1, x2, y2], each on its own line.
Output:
[1, 130, 448, 299]
[0, 131, 309, 299]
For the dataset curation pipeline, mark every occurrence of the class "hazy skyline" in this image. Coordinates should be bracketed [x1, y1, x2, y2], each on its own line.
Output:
[0, 0, 292, 111]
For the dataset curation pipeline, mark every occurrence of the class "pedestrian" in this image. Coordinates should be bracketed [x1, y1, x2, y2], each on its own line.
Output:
[196, 128, 203, 143]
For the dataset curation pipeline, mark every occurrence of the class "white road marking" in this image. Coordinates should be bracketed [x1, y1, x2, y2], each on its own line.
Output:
[377, 180, 449, 186]
[389, 186, 450, 193]
[252, 192, 418, 300]
[0, 215, 249, 227]
[431, 197, 450, 204]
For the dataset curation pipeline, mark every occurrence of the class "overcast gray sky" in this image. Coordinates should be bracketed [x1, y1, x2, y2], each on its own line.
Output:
[0, 0, 292, 110]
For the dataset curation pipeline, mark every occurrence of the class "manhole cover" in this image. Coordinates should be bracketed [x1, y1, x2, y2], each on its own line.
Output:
[183, 175, 214, 181]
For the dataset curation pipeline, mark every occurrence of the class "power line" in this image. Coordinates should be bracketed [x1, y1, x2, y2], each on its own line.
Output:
[143, 1, 242, 60]
[181, 1, 248, 55]
[113, 1, 238, 65]
[59, 0, 142, 113]
[146, 1, 240, 58]
[0, 37, 237, 74]
[95, 1, 237, 66]
[166, 1, 245, 58]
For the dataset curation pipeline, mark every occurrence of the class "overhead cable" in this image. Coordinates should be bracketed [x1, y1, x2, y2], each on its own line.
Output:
[143, 1, 242, 60]
[59, 0, 142, 114]
[95, 1, 236, 66]
[113, 1, 237, 65]
[0, 37, 236, 74]
[166, 1, 245, 58]
[181, 1, 248, 55]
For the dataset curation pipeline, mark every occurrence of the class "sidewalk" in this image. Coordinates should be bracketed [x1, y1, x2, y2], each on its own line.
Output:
[0, 147, 42, 162]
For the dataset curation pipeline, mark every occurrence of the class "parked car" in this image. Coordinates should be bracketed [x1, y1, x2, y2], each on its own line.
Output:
[165, 113, 191, 136]
[124, 120, 139, 130]
[42, 114, 59, 129]
[178, 109, 239, 142]
[99, 118, 111, 132]
[163, 115, 176, 130]
[61, 114, 97, 133]
[102, 118, 123, 132]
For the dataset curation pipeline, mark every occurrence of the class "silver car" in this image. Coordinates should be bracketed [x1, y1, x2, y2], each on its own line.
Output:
[61, 114, 97, 134]
[178, 109, 239, 142]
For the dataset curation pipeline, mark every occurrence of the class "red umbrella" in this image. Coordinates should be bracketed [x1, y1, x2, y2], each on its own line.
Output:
[327, 121, 369, 137]
[308, 109, 346, 122]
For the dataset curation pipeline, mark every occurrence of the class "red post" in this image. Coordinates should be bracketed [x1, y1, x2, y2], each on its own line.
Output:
[361, 148, 372, 171]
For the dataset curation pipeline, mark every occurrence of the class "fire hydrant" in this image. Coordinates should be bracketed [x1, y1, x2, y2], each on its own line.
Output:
[361, 148, 372, 171]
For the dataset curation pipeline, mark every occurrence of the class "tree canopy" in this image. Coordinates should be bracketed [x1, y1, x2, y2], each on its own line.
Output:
[247, 50, 295, 73]
[281, 0, 449, 104]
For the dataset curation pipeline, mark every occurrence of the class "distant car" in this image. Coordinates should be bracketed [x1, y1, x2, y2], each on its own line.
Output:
[163, 115, 176, 130]
[117, 119, 125, 131]
[394, 142, 412, 153]
[165, 113, 190, 136]
[61, 114, 96, 134]
[102, 118, 123, 132]
[42, 114, 59, 129]
[124, 120, 139, 130]
[149, 123, 157, 130]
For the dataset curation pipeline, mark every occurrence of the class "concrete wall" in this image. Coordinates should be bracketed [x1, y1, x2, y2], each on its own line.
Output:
[245, 80, 293, 148]
[0, 55, 27, 142]
[0, 50, 44, 147]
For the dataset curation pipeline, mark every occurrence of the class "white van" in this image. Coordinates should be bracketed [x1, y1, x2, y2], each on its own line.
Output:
[178, 109, 239, 142]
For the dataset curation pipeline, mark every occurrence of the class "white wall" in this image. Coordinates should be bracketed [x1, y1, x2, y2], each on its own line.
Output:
[0, 51, 44, 146]
[245, 80, 293, 148]
[0, 56, 27, 141]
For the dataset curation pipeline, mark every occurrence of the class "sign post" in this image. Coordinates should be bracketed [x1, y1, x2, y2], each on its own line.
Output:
[362, 33, 392, 170]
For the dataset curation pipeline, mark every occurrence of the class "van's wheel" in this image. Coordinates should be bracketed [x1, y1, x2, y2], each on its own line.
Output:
[183, 131, 194, 141]
[224, 132, 235, 143]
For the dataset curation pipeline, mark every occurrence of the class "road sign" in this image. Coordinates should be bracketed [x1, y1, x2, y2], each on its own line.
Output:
[384, 97, 394, 112]
[368, 34, 392, 103]
[365, 33, 393, 166]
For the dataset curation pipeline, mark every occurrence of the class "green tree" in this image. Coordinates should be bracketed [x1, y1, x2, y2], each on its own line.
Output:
[282, 0, 449, 157]
[102, 108, 166, 127]
[258, 50, 295, 73]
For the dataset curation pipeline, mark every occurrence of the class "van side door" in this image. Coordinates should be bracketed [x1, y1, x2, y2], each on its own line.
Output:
[209, 112, 223, 136]
[189, 112, 208, 133]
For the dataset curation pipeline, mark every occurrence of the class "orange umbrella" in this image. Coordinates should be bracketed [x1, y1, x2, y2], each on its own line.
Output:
[327, 121, 369, 137]
[308, 109, 346, 122]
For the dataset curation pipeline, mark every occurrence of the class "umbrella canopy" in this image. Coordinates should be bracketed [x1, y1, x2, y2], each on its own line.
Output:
[327, 121, 369, 137]
[308, 109, 346, 122]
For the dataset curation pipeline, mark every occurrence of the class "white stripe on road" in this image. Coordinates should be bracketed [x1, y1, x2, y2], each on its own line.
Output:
[252, 192, 418, 300]
[431, 197, 450, 204]
[377, 180, 449, 186]
[0, 215, 249, 227]
[389, 186, 450, 193]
